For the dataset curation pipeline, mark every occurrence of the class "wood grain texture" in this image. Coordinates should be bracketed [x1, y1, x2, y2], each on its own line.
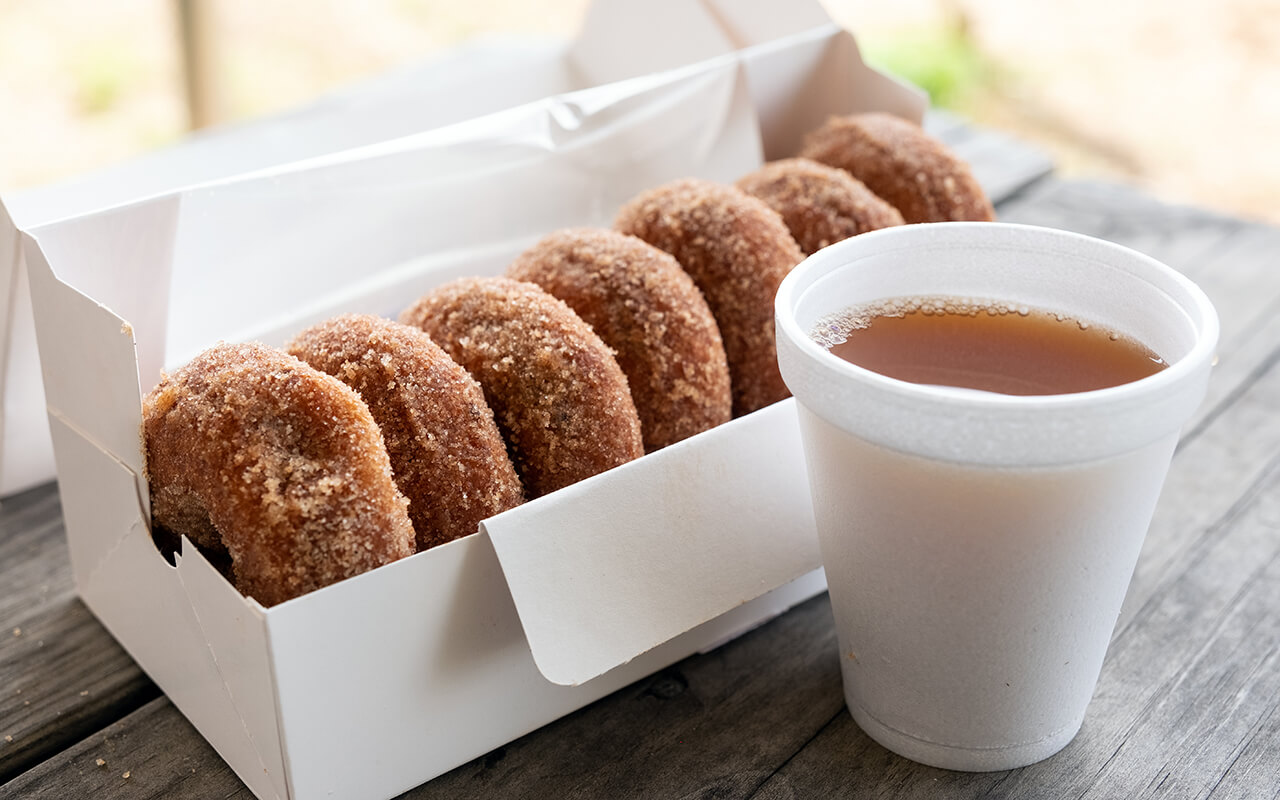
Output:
[407, 594, 844, 799]
[0, 593, 844, 800]
[0, 698, 246, 800]
[0, 484, 67, 624]
[0, 484, 159, 784]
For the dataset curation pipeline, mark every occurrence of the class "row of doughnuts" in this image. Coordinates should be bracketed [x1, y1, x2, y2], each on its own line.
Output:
[143, 112, 993, 606]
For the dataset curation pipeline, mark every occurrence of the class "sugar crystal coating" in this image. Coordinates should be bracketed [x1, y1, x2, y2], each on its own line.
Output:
[614, 179, 802, 416]
[401, 277, 644, 498]
[288, 314, 524, 550]
[143, 342, 415, 607]
[800, 112, 995, 224]
[736, 158, 904, 255]
[507, 228, 732, 451]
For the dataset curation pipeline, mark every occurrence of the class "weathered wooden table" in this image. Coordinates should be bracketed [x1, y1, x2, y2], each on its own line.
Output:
[2, 121, 1278, 799]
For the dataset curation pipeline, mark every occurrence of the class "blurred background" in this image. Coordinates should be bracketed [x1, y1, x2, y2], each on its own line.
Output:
[1, 0, 1276, 223]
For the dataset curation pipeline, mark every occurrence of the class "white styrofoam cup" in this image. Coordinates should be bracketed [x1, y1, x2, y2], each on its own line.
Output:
[774, 222, 1219, 771]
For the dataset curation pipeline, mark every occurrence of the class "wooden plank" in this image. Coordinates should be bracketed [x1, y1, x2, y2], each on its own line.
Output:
[0, 698, 247, 800]
[0, 593, 846, 799]
[0, 484, 158, 783]
[0, 484, 67, 624]
[0, 602, 161, 786]
[993, 179, 1246, 288]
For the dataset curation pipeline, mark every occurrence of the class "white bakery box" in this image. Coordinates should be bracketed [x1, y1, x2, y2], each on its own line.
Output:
[15, 4, 925, 800]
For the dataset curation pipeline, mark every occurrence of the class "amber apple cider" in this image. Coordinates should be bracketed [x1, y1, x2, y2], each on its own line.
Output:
[812, 296, 1167, 395]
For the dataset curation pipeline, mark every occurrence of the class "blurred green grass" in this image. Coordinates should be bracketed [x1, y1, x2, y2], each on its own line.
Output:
[860, 23, 1008, 112]
[70, 43, 144, 115]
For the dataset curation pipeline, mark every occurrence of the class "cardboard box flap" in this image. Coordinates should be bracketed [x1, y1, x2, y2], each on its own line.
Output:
[23, 198, 178, 475]
[484, 400, 821, 687]
[570, 0, 833, 86]
[744, 27, 926, 160]
[175, 539, 288, 800]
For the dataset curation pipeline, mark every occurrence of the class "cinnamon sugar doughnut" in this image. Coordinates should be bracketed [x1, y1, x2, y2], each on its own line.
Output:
[143, 342, 415, 607]
[799, 112, 995, 224]
[287, 314, 524, 550]
[736, 158, 904, 255]
[507, 229, 732, 452]
[614, 179, 803, 416]
[401, 277, 644, 498]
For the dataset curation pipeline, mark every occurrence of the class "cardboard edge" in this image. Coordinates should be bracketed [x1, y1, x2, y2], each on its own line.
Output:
[836, 30, 929, 124]
[174, 536, 291, 800]
[703, 0, 833, 48]
[568, 0, 736, 86]
[486, 400, 822, 687]
[0, 198, 19, 496]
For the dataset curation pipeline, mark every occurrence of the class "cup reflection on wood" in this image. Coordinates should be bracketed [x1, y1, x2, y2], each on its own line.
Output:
[774, 222, 1219, 771]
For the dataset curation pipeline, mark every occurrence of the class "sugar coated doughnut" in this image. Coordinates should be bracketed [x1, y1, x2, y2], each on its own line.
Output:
[401, 277, 644, 498]
[507, 228, 732, 452]
[799, 112, 995, 224]
[736, 158, 904, 255]
[143, 342, 415, 607]
[287, 314, 524, 550]
[614, 179, 802, 416]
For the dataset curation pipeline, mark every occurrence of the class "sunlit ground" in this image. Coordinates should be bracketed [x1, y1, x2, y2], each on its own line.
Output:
[1, 0, 1276, 224]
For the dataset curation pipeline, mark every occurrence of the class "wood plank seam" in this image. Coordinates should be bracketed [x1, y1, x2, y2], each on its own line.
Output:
[1179, 314, 1280, 451]
[1114, 446, 1280, 648]
[1203, 647, 1279, 798]
[741, 706, 846, 799]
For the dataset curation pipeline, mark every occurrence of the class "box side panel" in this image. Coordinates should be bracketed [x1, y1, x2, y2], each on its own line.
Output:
[0, 259, 55, 496]
[265, 532, 826, 800]
[486, 399, 821, 686]
[175, 543, 289, 800]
